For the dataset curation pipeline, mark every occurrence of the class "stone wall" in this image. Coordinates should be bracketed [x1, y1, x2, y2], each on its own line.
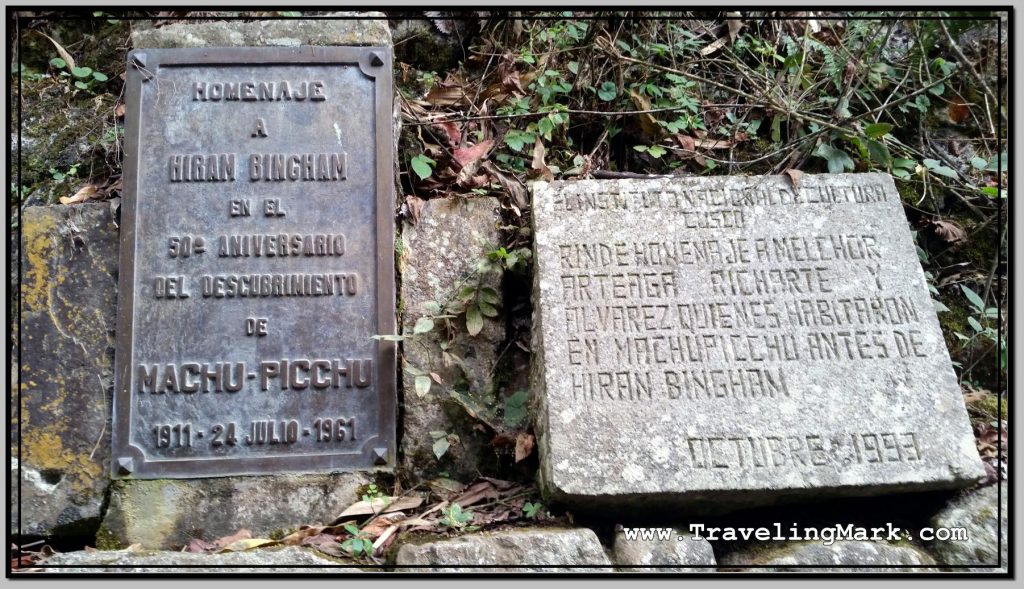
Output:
[14, 203, 118, 537]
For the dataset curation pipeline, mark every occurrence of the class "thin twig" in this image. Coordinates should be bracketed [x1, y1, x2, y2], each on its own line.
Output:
[938, 20, 1003, 134]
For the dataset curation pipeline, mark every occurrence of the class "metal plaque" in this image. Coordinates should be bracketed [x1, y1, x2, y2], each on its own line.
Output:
[112, 47, 396, 478]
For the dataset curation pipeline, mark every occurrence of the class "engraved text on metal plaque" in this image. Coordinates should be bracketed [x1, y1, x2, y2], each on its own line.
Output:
[112, 47, 396, 478]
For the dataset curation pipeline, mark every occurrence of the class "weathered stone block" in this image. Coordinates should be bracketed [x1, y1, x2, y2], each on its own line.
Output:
[131, 13, 390, 49]
[34, 546, 353, 573]
[612, 526, 715, 571]
[394, 527, 612, 572]
[399, 197, 505, 480]
[101, 473, 371, 549]
[14, 204, 119, 537]
[719, 540, 936, 572]
[532, 175, 984, 511]
[929, 482, 1007, 571]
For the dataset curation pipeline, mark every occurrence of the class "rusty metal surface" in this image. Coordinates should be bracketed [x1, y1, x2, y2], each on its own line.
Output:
[113, 47, 395, 478]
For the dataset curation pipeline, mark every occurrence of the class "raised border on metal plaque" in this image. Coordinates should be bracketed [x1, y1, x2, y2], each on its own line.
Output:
[112, 46, 396, 478]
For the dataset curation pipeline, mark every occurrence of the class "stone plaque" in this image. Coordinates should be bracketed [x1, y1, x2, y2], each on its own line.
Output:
[112, 47, 396, 478]
[532, 175, 984, 510]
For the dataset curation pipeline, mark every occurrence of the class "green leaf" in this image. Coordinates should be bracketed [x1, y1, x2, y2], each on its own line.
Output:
[503, 390, 529, 427]
[71, 66, 93, 78]
[466, 305, 483, 336]
[344, 523, 359, 536]
[968, 316, 983, 333]
[414, 375, 432, 397]
[863, 123, 893, 139]
[504, 130, 532, 152]
[922, 158, 957, 178]
[932, 299, 950, 313]
[537, 117, 555, 140]
[432, 437, 450, 459]
[647, 145, 667, 158]
[983, 152, 1007, 172]
[478, 287, 500, 305]
[423, 301, 442, 315]
[410, 154, 435, 180]
[960, 284, 985, 312]
[865, 139, 890, 167]
[567, 61, 579, 75]
[478, 301, 499, 317]
[597, 81, 617, 101]
[91, 71, 108, 82]
[49, 57, 66, 69]
[413, 317, 435, 335]
[980, 186, 1004, 199]
[632, 145, 648, 153]
[814, 143, 855, 174]
[893, 158, 917, 170]
[74, 81, 88, 90]
[971, 156, 990, 170]
[523, 502, 542, 518]
[771, 114, 783, 143]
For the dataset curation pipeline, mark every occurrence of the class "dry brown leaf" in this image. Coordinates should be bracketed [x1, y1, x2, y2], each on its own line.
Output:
[404, 195, 425, 225]
[930, 219, 967, 244]
[452, 481, 500, 508]
[699, 37, 728, 56]
[114, 102, 126, 118]
[333, 496, 424, 521]
[480, 477, 516, 491]
[482, 161, 528, 209]
[948, 101, 970, 124]
[530, 137, 554, 181]
[425, 86, 468, 106]
[371, 524, 401, 556]
[676, 134, 696, 153]
[300, 533, 341, 548]
[726, 14, 745, 42]
[433, 120, 462, 147]
[963, 389, 991, 405]
[503, 69, 524, 94]
[629, 89, 662, 139]
[34, 30, 75, 71]
[280, 526, 326, 546]
[360, 513, 406, 538]
[784, 169, 804, 190]
[313, 542, 348, 559]
[217, 538, 278, 553]
[210, 529, 251, 550]
[692, 138, 734, 150]
[453, 139, 494, 168]
[427, 478, 466, 499]
[184, 538, 216, 553]
[514, 432, 535, 463]
[60, 184, 99, 205]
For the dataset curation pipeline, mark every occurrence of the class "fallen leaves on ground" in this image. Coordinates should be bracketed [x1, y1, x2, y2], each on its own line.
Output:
[11, 542, 54, 570]
[184, 528, 278, 554]
[783, 168, 804, 190]
[333, 495, 425, 521]
[974, 420, 1007, 459]
[924, 218, 968, 244]
[59, 176, 122, 205]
